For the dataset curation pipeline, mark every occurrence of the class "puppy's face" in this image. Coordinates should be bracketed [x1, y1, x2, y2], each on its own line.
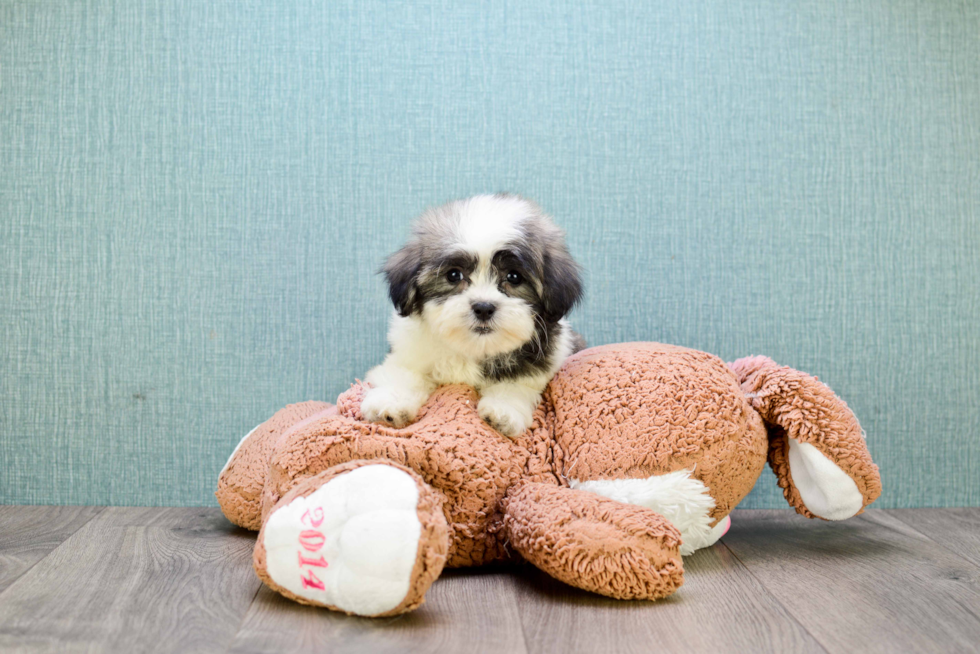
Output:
[384, 195, 582, 360]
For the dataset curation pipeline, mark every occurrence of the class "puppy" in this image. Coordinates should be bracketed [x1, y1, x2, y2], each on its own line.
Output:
[361, 194, 585, 437]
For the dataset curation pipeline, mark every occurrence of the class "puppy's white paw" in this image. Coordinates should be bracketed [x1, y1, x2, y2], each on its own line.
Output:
[478, 394, 533, 438]
[361, 386, 424, 428]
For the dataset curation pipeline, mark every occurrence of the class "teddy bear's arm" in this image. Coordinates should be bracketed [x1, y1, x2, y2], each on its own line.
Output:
[501, 480, 684, 600]
[729, 356, 883, 520]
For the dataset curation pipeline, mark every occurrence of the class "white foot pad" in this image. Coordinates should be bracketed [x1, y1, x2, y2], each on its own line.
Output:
[263, 465, 422, 616]
[788, 438, 863, 520]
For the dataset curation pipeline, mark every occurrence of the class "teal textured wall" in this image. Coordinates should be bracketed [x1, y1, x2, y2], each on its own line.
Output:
[1, 0, 978, 508]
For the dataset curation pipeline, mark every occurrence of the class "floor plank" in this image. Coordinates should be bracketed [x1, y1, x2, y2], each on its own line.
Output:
[884, 508, 980, 570]
[0, 507, 262, 654]
[228, 566, 528, 654]
[512, 542, 826, 654]
[721, 509, 980, 654]
[0, 506, 104, 594]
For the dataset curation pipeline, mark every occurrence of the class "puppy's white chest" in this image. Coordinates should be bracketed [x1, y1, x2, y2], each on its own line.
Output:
[428, 354, 484, 388]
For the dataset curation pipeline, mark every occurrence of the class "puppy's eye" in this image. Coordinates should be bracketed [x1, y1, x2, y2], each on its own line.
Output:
[506, 271, 523, 285]
[446, 269, 463, 284]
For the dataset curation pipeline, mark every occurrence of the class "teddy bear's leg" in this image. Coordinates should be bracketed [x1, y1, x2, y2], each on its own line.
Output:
[501, 481, 684, 600]
[253, 460, 450, 617]
[730, 356, 883, 520]
[568, 469, 730, 555]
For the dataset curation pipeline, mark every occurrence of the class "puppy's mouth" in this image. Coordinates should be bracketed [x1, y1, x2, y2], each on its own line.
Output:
[472, 325, 495, 335]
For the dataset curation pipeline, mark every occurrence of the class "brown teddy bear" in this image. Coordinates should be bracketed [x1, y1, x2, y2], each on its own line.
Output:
[217, 342, 881, 617]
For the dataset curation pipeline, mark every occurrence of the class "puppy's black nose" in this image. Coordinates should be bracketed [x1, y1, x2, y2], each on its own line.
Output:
[471, 301, 497, 322]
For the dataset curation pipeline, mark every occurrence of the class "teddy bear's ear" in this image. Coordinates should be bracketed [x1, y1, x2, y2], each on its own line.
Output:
[383, 241, 424, 317]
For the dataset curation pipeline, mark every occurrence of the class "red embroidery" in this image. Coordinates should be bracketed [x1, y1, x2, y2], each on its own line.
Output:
[299, 529, 326, 552]
[298, 552, 328, 568]
[296, 504, 330, 589]
[300, 569, 326, 590]
[301, 507, 324, 528]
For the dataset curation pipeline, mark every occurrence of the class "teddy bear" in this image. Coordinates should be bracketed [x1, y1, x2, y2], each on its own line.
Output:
[216, 342, 881, 617]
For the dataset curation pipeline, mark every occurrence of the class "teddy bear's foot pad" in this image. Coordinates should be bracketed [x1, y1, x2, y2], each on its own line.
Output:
[260, 465, 428, 616]
[788, 438, 864, 520]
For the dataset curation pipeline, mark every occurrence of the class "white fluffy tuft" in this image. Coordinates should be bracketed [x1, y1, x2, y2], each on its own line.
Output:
[570, 470, 724, 555]
[453, 194, 528, 257]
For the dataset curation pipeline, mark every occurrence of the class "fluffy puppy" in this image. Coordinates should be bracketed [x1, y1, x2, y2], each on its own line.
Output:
[362, 194, 585, 437]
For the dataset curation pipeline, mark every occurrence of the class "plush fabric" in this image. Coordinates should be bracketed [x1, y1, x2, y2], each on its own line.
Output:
[253, 460, 449, 616]
[217, 342, 881, 616]
[547, 343, 770, 520]
[502, 481, 684, 600]
[218, 401, 335, 531]
[730, 355, 882, 519]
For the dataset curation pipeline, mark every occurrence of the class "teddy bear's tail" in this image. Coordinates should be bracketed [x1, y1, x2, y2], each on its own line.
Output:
[728, 356, 882, 520]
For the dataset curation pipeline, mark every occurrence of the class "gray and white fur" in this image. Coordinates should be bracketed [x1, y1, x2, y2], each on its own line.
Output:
[362, 194, 585, 437]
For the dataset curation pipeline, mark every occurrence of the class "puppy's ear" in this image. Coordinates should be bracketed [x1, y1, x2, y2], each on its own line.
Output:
[383, 241, 424, 317]
[540, 245, 583, 322]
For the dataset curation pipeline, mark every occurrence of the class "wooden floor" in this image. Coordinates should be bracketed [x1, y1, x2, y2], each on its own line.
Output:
[0, 507, 977, 653]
